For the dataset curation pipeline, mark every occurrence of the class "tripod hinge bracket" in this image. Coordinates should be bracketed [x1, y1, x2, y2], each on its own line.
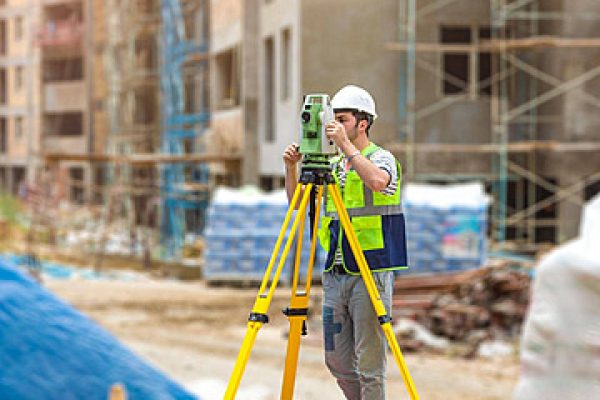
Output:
[248, 312, 269, 324]
[378, 315, 392, 325]
[282, 307, 308, 317]
[299, 168, 335, 185]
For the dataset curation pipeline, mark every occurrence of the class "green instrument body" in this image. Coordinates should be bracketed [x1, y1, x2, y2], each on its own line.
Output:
[299, 94, 337, 170]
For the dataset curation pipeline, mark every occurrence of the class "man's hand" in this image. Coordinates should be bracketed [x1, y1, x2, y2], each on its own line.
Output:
[325, 120, 349, 148]
[283, 142, 302, 169]
[283, 142, 302, 206]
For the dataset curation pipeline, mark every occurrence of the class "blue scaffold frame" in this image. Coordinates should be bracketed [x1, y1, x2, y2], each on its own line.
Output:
[159, 0, 210, 259]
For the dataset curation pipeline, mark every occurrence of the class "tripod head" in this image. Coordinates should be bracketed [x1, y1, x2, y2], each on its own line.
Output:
[299, 167, 335, 186]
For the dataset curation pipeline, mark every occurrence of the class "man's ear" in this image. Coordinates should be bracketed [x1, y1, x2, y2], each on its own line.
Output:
[358, 119, 369, 132]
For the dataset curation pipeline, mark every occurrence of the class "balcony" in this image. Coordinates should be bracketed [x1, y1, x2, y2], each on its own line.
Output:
[42, 135, 87, 154]
[37, 19, 83, 47]
[42, 110, 87, 153]
[44, 81, 85, 112]
[42, 0, 82, 4]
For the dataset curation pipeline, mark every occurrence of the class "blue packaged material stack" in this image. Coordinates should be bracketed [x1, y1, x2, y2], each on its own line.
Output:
[203, 187, 315, 283]
[403, 183, 490, 274]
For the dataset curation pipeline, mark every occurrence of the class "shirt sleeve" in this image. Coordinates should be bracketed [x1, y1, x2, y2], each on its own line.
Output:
[369, 150, 398, 195]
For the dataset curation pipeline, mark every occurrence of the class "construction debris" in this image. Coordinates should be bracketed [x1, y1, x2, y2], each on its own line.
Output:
[393, 260, 531, 357]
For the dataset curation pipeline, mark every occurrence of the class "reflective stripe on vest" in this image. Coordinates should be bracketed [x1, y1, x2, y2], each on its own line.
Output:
[323, 143, 402, 220]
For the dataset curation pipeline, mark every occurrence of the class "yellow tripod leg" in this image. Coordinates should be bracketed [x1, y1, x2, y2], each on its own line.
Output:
[224, 183, 313, 400]
[328, 184, 420, 400]
[280, 186, 324, 400]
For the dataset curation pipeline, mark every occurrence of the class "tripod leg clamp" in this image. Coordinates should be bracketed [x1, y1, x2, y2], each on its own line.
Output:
[282, 308, 309, 336]
[378, 315, 393, 325]
[282, 307, 308, 317]
[248, 312, 269, 324]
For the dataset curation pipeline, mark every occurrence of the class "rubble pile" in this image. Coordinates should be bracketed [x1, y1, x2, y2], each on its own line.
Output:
[393, 261, 531, 357]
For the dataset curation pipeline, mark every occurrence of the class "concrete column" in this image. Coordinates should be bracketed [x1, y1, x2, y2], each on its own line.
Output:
[85, 0, 95, 205]
[557, 175, 584, 243]
[7, 167, 15, 195]
[0, 167, 6, 191]
[241, 0, 260, 186]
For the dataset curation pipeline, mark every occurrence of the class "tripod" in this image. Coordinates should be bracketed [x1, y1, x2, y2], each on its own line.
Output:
[224, 166, 419, 400]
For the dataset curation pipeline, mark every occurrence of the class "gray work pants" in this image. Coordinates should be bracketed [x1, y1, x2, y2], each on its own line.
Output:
[322, 270, 394, 400]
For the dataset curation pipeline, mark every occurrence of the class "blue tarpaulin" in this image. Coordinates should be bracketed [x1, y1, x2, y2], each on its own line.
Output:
[0, 258, 197, 400]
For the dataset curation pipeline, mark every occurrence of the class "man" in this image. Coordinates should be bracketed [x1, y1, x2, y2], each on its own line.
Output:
[283, 85, 408, 400]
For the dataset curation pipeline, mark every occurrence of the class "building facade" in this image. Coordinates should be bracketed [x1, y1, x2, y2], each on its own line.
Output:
[0, 0, 40, 196]
[209, 0, 401, 190]
[209, 0, 600, 247]
[0, 0, 106, 206]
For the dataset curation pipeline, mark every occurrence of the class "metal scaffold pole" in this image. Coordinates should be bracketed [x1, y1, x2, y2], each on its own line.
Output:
[398, 0, 416, 180]
[490, 0, 509, 244]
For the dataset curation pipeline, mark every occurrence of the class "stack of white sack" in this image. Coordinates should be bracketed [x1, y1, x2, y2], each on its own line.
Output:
[403, 182, 491, 273]
[514, 193, 600, 400]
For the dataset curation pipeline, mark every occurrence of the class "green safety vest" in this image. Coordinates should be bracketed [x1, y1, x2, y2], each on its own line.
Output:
[318, 142, 409, 275]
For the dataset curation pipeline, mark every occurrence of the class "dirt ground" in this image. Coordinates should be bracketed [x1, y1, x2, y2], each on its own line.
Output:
[46, 277, 520, 400]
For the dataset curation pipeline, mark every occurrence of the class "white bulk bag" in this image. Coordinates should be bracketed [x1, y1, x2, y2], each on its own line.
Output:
[514, 193, 600, 400]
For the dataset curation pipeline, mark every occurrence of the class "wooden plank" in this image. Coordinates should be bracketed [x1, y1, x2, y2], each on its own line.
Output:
[385, 141, 600, 154]
[392, 294, 437, 309]
[441, 303, 485, 316]
[487, 36, 600, 50]
[394, 267, 490, 292]
[387, 36, 600, 53]
[41, 152, 242, 165]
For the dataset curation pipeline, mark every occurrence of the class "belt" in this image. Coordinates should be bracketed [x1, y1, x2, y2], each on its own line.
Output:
[331, 263, 348, 274]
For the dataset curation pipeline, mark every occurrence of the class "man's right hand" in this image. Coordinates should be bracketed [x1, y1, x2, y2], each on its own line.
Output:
[283, 142, 302, 168]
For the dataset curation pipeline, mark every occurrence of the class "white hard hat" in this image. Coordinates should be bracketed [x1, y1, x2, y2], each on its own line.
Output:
[331, 85, 377, 119]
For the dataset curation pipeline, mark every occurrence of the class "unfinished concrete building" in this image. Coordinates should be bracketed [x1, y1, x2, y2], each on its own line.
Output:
[104, 0, 161, 217]
[209, 0, 600, 249]
[38, 0, 98, 205]
[0, 0, 105, 207]
[0, 0, 41, 197]
[98, 0, 212, 260]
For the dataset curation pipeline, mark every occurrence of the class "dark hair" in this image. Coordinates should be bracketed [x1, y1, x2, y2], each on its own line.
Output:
[334, 108, 374, 135]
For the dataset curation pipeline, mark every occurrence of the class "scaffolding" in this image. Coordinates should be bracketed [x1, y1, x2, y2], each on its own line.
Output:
[159, 0, 210, 258]
[101, 0, 161, 265]
[102, 0, 212, 260]
[391, 0, 600, 251]
[0, 0, 226, 265]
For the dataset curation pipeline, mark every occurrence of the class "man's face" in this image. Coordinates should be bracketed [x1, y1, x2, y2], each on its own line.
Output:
[335, 111, 358, 141]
